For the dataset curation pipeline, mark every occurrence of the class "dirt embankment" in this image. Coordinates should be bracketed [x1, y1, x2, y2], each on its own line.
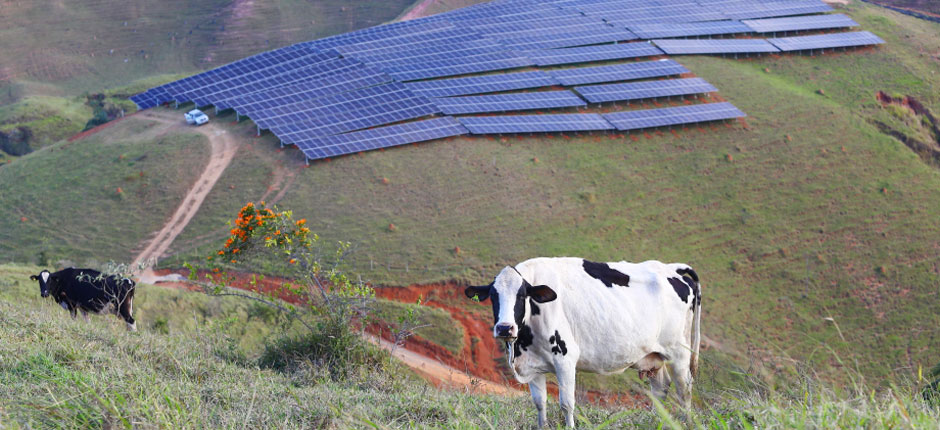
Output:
[874, 91, 940, 168]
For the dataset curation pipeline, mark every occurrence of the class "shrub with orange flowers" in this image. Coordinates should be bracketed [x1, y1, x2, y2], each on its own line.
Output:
[188, 202, 376, 376]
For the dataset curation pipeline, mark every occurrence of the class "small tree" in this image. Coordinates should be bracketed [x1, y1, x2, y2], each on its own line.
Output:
[187, 202, 376, 377]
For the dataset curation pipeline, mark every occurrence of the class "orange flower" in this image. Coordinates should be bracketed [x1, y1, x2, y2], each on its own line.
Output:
[289, 259, 297, 264]
[296, 219, 306, 226]
[218, 251, 224, 255]
[232, 248, 240, 253]
[275, 230, 281, 236]
[231, 259, 237, 263]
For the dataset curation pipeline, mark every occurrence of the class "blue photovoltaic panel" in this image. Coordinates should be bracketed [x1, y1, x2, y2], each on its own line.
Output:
[252, 82, 423, 128]
[167, 48, 336, 101]
[179, 51, 346, 103]
[715, 0, 833, 20]
[301, 19, 455, 50]
[498, 29, 639, 50]
[575, 77, 716, 103]
[474, 18, 604, 37]
[335, 27, 483, 56]
[525, 43, 664, 66]
[296, 117, 468, 160]
[386, 52, 533, 82]
[653, 38, 779, 54]
[405, 71, 560, 98]
[272, 101, 441, 143]
[222, 67, 392, 115]
[457, 113, 614, 134]
[161, 46, 321, 96]
[191, 58, 362, 107]
[768, 31, 885, 51]
[743, 14, 858, 33]
[349, 40, 503, 66]
[628, 20, 752, 39]
[603, 102, 745, 130]
[551, 59, 689, 86]
[597, 8, 730, 25]
[432, 90, 587, 114]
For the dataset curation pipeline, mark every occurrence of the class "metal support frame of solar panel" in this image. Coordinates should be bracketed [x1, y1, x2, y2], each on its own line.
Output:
[498, 29, 639, 51]
[457, 114, 614, 134]
[653, 39, 779, 54]
[253, 82, 426, 129]
[603, 102, 745, 130]
[768, 31, 885, 52]
[271, 101, 442, 145]
[177, 50, 343, 104]
[575, 78, 717, 103]
[386, 52, 534, 82]
[222, 67, 392, 116]
[296, 117, 469, 161]
[190, 58, 362, 108]
[743, 14, 859, 34]
[628, 20, 753, 39]
[405, 71, 560, 98]
[525, 43, 664, 66]
[551, 59, 690, 86]
[432, 90, 587, 115]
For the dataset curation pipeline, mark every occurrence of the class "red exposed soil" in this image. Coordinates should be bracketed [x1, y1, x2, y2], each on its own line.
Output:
[67, 112, 136, 142]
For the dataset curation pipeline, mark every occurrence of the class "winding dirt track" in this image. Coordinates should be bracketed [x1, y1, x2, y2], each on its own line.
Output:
[128, 109, 520, 396]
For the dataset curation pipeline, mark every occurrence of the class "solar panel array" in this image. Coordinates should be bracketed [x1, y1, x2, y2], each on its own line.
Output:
[130, 0, 883, 161]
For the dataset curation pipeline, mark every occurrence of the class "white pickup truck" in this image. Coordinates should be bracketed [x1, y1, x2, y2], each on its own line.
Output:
[184, 109, 209, 126]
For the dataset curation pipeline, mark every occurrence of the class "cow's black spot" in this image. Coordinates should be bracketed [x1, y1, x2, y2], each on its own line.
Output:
[668, 277, 691, 303]
[676, 268, 701, 307]
[582, 260, 630, 288]
[530, 299, 540, 316]
[549, 330, 568, 355]
[513, 322, 534, 358]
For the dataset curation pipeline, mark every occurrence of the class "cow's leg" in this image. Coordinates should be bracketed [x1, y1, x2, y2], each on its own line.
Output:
[556, 361, 578, 428]
[649, 366, 669, 401]
[120, 296, 137, 332]
[666, 349, 693, 410]
[529, 373, 548, 428]
[81, 310, 90, 322]
[69, 304, 78, 319]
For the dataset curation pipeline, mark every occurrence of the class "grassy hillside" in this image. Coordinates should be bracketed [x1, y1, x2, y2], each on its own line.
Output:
[0, 117, 210, 265]
[1, 0, 939, 393]
[0, 0, 417, 154]
[1, 263, 937, 429]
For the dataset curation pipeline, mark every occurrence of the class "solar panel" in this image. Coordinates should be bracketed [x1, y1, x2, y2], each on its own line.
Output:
[603, 102, 745, 130]
[405, 71, 560, 98]
[575, 78, 717, 103]
[335, 27, 483, 56]
[551, 59, 689, 86]
[715, 0, 833, 20]
[628, 20, 752, 39]
[743, 14, 858, 33]
[457, 113, 614, 134]
[296, 117, 468, 160]
[653, 38, 780, 54]
[272, 102, 441, 143]
[349, 39, 503, 66]
[252, 82, 425, 128]
[597, 8, 730, 25]
[768, 31, 885, 51]
[498, 28, 639, 50]
[190, 58, 363, 107]
[473, 18, 605, 37]
[221, 67, 392, 115]
[432, 90, 587, 114]
[525, 42, 664, 66]
[386, 52, 534, 82]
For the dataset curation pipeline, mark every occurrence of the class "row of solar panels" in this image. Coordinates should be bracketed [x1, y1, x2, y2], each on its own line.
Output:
[653, 31, 885, 54]
[294, 102, 745, 160]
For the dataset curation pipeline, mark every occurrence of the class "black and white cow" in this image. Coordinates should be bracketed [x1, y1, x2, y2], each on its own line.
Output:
[465, 257, 701, 428]
[30, 268, 137, 331]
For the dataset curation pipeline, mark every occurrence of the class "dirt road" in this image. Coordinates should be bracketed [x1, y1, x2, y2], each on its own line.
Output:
[132, 110, 240, 283]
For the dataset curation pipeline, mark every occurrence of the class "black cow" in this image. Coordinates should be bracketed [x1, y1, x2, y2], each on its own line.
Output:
[30, 268, 137, 331]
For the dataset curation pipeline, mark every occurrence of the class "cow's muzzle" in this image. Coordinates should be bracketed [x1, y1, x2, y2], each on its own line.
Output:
[494, 322, 517, 339]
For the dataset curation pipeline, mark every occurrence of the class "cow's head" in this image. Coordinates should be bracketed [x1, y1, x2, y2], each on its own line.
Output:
[464, 266, 557, 340]
[29, 270, 52, 298]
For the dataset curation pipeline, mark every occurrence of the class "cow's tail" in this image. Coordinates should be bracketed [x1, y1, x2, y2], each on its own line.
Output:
[691, 288, 701, 378]
[678, 266, 702, 379]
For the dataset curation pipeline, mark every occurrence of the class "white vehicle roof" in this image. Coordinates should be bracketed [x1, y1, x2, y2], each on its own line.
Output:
[187, 109, 204, 115]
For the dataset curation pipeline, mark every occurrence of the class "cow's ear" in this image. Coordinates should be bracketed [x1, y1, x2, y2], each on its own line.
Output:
[464, 284, 492, 301]
[527, 285, 557, 303]
[30, 275, 38, 281]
